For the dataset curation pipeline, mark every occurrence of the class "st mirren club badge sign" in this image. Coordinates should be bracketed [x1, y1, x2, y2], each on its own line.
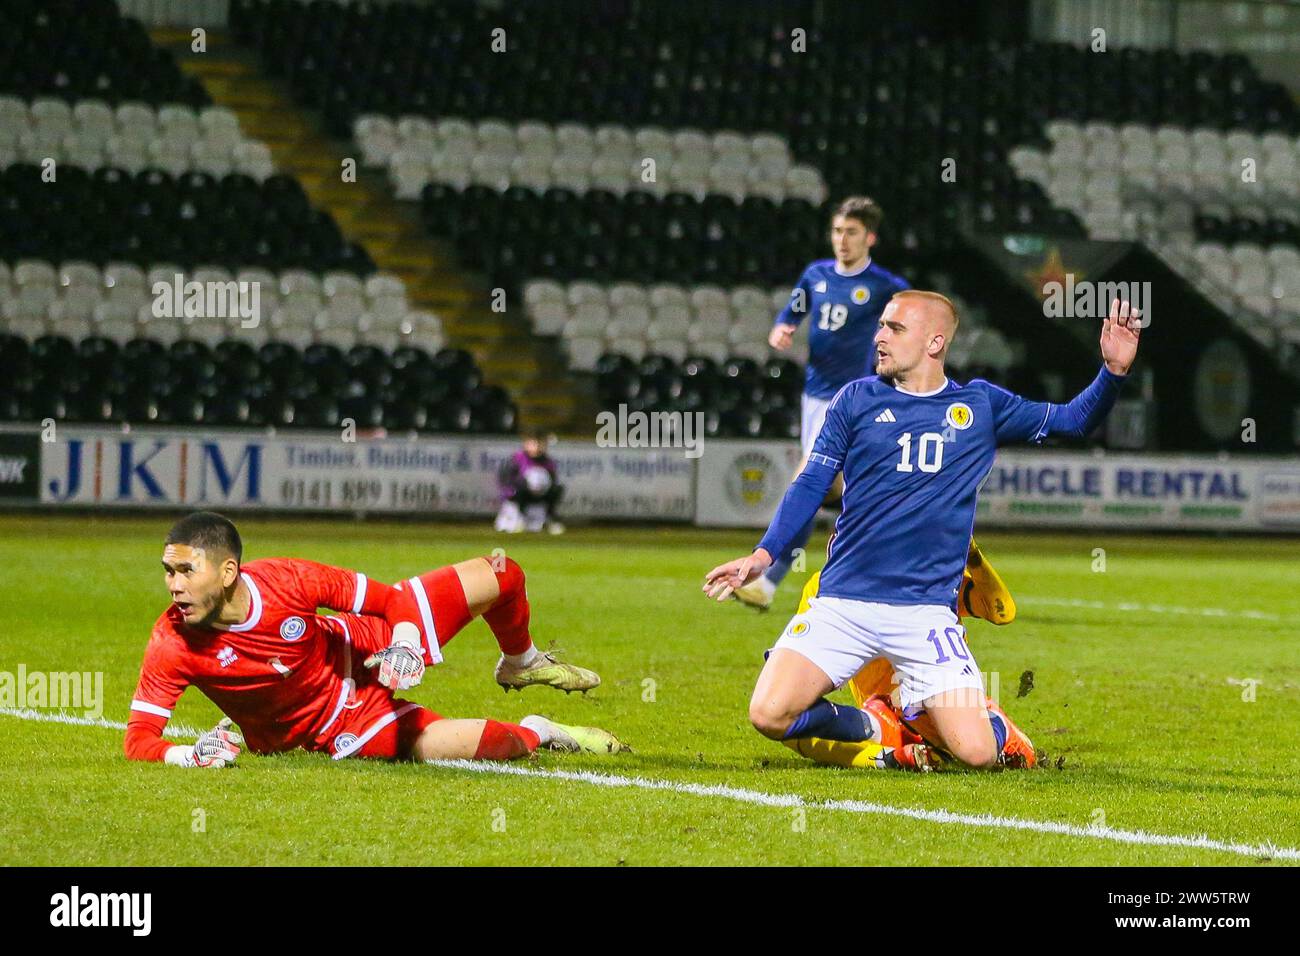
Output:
[696, 439, 803, 527]
[725, 450, 779, 510]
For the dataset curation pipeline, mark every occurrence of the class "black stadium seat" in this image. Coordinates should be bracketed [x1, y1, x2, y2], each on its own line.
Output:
[0, 0, 208, 107]
[0, 170, 370, 274]
[0, 319, 512, 434]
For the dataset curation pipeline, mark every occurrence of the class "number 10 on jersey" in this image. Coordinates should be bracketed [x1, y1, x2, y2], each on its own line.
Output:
[896, 432, 944, 473]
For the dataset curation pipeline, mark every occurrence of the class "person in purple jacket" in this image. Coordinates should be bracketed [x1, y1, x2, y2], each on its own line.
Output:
[495, 432, 565, 535]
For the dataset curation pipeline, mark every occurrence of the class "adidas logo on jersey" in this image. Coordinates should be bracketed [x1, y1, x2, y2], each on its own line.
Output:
[216, 646, 238, 668]
[874, 409, 897, 423]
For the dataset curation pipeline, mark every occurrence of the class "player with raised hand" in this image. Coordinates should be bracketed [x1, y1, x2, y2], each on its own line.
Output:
[736, 197, 907, 611]
[125, 512, 624, 768]
[736, 197, 1015, 627]
[706, 292, 1141, 770]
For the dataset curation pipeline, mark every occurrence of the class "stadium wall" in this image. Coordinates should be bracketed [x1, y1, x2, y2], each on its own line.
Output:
[2, 425, 1299, 533]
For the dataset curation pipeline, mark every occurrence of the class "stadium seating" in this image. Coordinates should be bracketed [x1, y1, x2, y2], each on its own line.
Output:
[233, 0, 1083, 259]
[0, 255, 518, 432]
[0, 95, 274, 179]
[116, 1, 1300, 437]
[0, 261, 442, 350]
[0, 0, 208, 107]
[594, 352, 803, 440]
[242, 0, 1300, 435]
[0, 331, 511, 432]
[0, 0, 515, 434]
[421, 184, 826, 289]
[549, 274, 1015, 374]
[356, 114, 826, 204]
[1008, 120, 1300, 347]
[1007, 120, 1299, 244]
[0, 164, 369, 272]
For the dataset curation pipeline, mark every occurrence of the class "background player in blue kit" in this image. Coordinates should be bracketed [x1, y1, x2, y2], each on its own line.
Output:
[705, 291, 1143, 770]
[735, 197, 909, 610]
[736, 199, 1017, 628]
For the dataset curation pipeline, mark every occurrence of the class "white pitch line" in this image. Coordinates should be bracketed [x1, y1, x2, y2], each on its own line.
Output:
[4, 707, 1294, 862]
[0, 706, 205, 740]
[428, 761, 1299, 862]
[1020, 595, 1281, 622]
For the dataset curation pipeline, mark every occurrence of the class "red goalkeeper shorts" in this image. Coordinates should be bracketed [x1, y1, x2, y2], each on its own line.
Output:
[317, 680, 442, 761]
[313, 611, 442, 760]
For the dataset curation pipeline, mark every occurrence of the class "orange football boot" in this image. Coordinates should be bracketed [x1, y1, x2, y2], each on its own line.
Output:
[986, 697, 1037, 769]
[864, 695, 937, 770]
[863, 695, 924, 746]
[882, 741, 947, 772]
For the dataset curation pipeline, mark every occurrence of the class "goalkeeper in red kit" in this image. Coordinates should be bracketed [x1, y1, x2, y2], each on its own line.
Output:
[124, 511, 625, 768]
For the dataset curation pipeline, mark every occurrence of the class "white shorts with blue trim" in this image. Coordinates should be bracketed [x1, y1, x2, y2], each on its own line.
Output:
[771, 596, 985, 710]
[800, 393, 833, 459]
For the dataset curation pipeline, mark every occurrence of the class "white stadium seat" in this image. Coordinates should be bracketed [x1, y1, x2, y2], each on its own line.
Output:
[606, 336, 647, 361]
[356, 275, 402, 306]
[369, 114, 818, 204]
[647, 316, 690, 342]
[529, 301, 568, 336]
[518, 120, 556, 149]
[563, 313, 606, 341]
[566, 335, 604, 371]
[567, 281, 607, 309]
[198, 106, 242, 140]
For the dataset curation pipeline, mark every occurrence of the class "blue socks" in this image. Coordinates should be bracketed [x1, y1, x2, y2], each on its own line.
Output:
[989, 712, 1008, 753]
[765, 514, 817, 586]
[783, 698, 874, 742]
[782, 702, 1006, 754]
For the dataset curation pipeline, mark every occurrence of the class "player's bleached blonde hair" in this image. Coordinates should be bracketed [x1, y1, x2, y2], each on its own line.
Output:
[889, 289, 960, 334]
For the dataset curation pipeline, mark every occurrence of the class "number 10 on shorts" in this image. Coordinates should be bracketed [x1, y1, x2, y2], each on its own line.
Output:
[926, 626, 969, 663]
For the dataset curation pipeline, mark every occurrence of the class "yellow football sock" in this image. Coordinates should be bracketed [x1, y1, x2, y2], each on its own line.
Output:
[783, 736, 887, 769]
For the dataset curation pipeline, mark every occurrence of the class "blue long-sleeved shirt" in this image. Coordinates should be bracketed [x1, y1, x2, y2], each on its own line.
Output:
[756, 366, 1126, 607]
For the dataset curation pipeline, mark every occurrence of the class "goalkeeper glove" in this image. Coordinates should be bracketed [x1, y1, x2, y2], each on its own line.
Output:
[165, 717, 243, 768]
[363, 621, 426, 690]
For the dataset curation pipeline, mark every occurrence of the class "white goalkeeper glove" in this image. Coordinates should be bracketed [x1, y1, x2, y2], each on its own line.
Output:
[165, 717, 243, 768]
[363, 621, 426, 690]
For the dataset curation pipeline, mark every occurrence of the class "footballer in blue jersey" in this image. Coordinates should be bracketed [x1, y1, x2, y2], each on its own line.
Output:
[737, 198, 1013, 624]
[737, 197, 908, 609]
[706, 291, 1143, 770]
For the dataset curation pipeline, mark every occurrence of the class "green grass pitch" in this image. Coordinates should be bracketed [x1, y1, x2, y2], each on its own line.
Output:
[0, 513, 1297, 866]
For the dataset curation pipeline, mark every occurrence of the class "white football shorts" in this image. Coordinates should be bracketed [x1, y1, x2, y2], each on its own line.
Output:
[771, 596, 985, 711]
[800, 392, 833, 459]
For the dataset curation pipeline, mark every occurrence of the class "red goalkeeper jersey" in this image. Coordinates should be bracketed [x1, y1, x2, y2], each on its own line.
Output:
[124, 558, 426, 760]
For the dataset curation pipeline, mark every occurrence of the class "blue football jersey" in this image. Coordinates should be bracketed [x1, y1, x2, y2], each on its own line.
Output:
[775, 259, 910, 399]
[797, 375, 1056, 607]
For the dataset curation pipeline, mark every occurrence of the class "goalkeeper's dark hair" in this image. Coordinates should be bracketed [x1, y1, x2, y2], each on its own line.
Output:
[165, 511, 243, 566]
[832, 196, 883, 233]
